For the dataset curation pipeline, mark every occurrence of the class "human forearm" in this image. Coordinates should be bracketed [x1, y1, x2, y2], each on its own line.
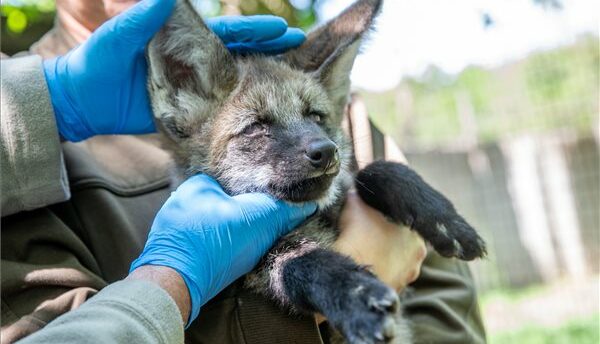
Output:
[17, 280, 184, 344]
[127, 265, 191, 324]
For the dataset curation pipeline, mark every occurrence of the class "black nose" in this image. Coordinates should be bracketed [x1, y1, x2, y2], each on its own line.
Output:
[305, 139, 338, 169]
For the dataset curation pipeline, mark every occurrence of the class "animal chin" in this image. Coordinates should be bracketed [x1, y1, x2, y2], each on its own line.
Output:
[268, 174, 336, 202]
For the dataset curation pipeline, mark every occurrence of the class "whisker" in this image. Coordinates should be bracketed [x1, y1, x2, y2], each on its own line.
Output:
[354, 178, 375, 195]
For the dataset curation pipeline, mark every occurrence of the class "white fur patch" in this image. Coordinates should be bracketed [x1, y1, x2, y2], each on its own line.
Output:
[436, 223, 449, 237]
[351, 284, 366, 296]
[269, 241, 319, 304]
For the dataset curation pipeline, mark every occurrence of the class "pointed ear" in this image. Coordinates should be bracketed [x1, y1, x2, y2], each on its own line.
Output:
[285, 0, 382, 117]
[147, 0, 238, 140]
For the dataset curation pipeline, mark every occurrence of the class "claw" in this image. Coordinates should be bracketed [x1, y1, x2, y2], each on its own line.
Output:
[368, 293, 399, 314]
[382, 316, 396, 340]
[453, 239, 464, 257]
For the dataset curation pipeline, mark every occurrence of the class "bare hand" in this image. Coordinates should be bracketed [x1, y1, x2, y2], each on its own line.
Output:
[334, 191, 427, 292]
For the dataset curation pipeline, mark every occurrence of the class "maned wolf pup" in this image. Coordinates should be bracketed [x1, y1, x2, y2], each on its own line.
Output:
[147, 0, 486, 342]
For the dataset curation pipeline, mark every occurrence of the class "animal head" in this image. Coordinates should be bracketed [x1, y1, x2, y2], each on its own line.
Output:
[148, 0, 382, 207]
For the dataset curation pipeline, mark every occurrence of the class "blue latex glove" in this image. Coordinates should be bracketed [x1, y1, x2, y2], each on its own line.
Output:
[43, 0, 306, 142]
[129, 174, 317, 326]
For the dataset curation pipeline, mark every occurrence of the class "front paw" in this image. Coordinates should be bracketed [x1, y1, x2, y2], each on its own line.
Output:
[355, 161, 486, 261]
[326, 269, 401, 344]
[415, 214, 486, 260]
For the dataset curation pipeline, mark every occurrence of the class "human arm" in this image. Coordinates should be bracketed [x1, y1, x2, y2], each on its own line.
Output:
[320, 189, 485, 343]
[336, 170, 485, 342]
[331, 192, 486, 343]
[16, 279, 185, 344]
[17, 175, 315, 343]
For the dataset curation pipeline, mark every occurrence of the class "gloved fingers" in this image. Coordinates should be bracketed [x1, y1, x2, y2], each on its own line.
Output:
[232, 192, 279, 215]
[233, 192, 317, 234]
[225, 28, 306, 54]
[110, 0, 176, 47]
[206, 15, 288, 44]
[175, 174, 230, 201]
[282, 200, 318, 231]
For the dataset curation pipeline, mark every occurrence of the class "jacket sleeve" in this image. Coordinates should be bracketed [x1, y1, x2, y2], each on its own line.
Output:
[1, 55, 70, 216]
[403, 252, 487, 344]
[17, 280, 185, 344]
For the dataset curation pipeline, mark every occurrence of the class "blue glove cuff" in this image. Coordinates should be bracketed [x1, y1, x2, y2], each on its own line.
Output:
[43, 56, 94, 142]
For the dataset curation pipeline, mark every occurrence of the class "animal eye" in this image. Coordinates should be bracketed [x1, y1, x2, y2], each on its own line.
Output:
[309, 112, 323, 123]
[242, 122, 267, 136]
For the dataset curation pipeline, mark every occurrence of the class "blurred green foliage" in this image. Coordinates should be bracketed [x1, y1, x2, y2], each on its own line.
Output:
[1, 0, 54, 33]
[1, 0, 55, 54]
[217, 0, 317, 29]
[363, 34, 599, 149]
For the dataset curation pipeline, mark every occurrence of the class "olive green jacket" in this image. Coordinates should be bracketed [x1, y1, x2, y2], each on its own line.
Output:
[0, 55, 486, 344]
[1, 55, 69, 217]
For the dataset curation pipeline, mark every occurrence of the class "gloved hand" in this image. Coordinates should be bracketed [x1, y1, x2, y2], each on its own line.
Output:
[43, 0, 306, 142]
[129, 174, 316, 326]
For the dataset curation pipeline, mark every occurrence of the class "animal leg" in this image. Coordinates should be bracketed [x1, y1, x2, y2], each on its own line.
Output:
[355, 161, 486, 260]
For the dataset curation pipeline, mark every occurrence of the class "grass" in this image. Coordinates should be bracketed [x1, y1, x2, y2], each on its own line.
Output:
[481, 282, 599, 344]
[489, 314, 599, 344]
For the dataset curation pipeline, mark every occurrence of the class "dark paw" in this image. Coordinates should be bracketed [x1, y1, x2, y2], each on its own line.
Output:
[328, 270, 401, 344]
[355, 161, 486, 261]
[415, 215, 486, 260]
